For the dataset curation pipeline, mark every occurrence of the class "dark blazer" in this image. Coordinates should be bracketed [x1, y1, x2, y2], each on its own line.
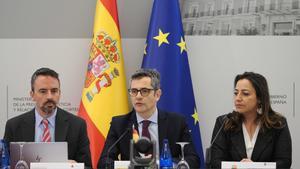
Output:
[4, 107, 92, 168]
[98, 109, 200, 169]
[210, 114, 292, 169]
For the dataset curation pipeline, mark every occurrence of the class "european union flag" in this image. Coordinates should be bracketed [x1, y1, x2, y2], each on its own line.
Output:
[142, 0, 204, 168]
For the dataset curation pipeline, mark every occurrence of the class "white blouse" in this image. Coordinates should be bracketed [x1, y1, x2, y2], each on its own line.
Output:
[242, 122, 260, 159]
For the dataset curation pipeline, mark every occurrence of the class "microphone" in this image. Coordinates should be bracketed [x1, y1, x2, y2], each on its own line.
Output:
[205, 113, 233, 169]
[105, 127, 131, 169]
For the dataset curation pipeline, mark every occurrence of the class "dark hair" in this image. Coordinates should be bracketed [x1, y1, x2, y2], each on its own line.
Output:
[131, 69, 160, 89]
[225, 72, 284, 131]
[31, 67, 60, 91]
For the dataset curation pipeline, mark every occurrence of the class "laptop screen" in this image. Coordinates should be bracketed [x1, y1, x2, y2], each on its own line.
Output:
[10, 142, 68, 168]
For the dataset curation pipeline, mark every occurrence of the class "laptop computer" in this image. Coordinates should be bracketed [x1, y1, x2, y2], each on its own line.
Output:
[10, 142, 68, 168]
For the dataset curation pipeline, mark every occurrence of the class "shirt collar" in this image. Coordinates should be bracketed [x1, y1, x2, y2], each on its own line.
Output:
[35, 108, 57, 128]
[136, 108, 158, 124]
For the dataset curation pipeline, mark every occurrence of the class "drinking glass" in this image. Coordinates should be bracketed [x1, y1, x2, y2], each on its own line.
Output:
[175, 142, 190, 169]
[15, 143, 29, 169]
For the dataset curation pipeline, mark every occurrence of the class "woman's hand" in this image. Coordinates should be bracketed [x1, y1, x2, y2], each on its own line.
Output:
[240, 158, 253, 162]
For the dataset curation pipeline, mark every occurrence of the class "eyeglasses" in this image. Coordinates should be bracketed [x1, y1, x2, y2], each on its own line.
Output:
[128, 88, 155, 97]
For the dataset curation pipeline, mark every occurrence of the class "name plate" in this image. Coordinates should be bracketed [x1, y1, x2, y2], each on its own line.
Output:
[222, 161, 276, 169]
[114, 161, 130, 169]
[31, 162, 84, 169]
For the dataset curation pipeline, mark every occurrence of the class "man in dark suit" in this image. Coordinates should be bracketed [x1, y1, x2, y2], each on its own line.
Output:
[98, 69, 200, 168]
[4, 67, 92, 168]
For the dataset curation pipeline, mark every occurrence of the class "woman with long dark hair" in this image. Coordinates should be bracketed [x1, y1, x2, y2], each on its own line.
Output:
[209, 72, 292, 169]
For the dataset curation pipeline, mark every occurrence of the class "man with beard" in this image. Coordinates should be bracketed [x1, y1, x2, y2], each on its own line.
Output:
[3, 67, 92, 168]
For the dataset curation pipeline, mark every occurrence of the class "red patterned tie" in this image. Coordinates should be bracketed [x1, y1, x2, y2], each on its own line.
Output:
[42, 119, 51, 142]
[142, 120, 151, 140]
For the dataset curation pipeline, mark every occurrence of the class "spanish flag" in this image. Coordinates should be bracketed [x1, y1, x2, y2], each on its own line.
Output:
[78, 0, 129, 168]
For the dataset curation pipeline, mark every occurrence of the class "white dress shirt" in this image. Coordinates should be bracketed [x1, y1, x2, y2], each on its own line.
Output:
[136, 108, 160, 161]
[34, 108, 57, 142]
[242, 122, 260, 159]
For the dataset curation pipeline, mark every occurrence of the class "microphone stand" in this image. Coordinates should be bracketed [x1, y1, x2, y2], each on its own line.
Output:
[206, 114, 231, 169]
[105, 128, 130, 169]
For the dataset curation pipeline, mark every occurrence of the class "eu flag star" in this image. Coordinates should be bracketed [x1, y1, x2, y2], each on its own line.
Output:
[153, 29, 170, 47]
[177, 37, 187, 54]
[191, 110, 199, 125]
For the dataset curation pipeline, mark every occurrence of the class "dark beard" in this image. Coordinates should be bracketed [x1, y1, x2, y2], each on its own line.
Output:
[41, 100, 57, 114]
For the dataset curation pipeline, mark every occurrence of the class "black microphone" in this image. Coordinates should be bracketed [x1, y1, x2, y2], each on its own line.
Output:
[205, 113, 233, 169]
[105, 127, 131, 169]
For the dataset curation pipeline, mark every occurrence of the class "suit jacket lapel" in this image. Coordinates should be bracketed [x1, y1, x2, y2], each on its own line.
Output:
[158, 109, 168, 150]
[251, 128, 273, 161]
[21, 110, 35, 141]
[55, 108, 69, 141]
[231, 125, 247, 159]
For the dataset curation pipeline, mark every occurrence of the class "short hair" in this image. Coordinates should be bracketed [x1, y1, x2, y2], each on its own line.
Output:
[130, 69, 160, 89]
[31, 67, 60, 91]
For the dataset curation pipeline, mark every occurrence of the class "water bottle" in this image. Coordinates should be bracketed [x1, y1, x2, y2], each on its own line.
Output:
[160, 139, 173, 169]
[0, 139, 10, 169]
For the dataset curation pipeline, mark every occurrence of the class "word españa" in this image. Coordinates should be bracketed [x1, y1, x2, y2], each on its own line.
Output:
[270, 95, 287, 104]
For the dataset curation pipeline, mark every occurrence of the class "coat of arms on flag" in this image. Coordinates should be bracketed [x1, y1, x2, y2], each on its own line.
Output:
[84, 31, 121, 102]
